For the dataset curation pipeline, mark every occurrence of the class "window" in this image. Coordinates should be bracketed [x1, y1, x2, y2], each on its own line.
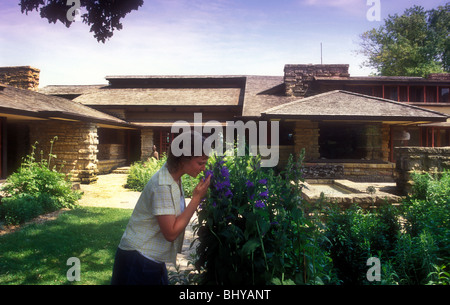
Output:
[409, 86, 424, 102]
[319, 123, 377, 160]
[384, 86, 398, 101]
[439, 87, 449, 103]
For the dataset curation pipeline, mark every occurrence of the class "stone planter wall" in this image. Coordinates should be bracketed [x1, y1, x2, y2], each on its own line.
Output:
[395, 146, 450, 195]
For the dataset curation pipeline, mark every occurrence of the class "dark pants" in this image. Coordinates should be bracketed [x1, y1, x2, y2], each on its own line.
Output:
[111, 248, 169, 285]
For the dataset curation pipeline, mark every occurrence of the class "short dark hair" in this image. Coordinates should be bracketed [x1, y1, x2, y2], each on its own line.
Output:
[167, 131, 209, 173]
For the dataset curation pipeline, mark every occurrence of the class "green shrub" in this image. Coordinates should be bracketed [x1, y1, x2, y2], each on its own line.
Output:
[0, 139, 81, 226]
[394, 231, 438, 285]
[126, 154, 200, 197]
[402, 171, 450, 284]
[181, 174, 199, 198]
[324, 204, 402, 284]
[194, 151, 335, 285]
[125, 155, 167, 191]
[404, 171, 449, 254]
[1, 194, 44, 225]
[323, 170, 449, 285]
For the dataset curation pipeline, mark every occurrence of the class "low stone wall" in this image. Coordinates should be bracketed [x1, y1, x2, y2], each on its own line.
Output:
[395, 146, 450, 195]
[97, 159, 127, 174]
[304, 162, 396, 182]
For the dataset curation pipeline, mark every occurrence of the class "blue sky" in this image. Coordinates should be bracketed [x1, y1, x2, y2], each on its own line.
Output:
[0, 0, 446, 87]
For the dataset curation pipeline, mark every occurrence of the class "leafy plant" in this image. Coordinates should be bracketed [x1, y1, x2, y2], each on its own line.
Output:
[125, 155, 167, 191]
[427, 264, 450, 285]
[125, 154, 199, 197]
[324, 204, 402, 284]
[181, 174, 200, 198]
[0, 138, 82, 226]
[394, 231, 438, 285]
[193, 150, 335, 285]
[400, 170, 450, 284]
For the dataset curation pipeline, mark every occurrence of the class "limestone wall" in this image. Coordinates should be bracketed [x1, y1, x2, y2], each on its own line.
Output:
[97, 143, 126, 174]
[141, 129, 154, 161]
[294, 121, 319, 161]
[29, 121, 99, 184]
[395, 146, 450, 194]
[304, 162, 395, 182]
[98, 143, 125, 160]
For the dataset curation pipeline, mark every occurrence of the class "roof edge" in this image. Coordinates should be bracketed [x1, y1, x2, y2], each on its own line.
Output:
[263, 90, 449, 118]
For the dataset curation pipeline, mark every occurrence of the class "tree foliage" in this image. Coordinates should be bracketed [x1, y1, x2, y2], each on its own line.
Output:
[19, 0, 144, 43]
[358, 4, 450, 77]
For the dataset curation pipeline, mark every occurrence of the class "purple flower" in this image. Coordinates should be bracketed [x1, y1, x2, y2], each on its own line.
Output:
[258, 179, 267, 185]
[259, 190, 269, 198]
[212, 201, 217, 207]
[245, 180, 254, 188]
[215, 182, 223, 191]
[225, 189, 233, 197]
[220, 166, 230, 178]
[203, 170, 214, 181]
[255, 200, 265, 208]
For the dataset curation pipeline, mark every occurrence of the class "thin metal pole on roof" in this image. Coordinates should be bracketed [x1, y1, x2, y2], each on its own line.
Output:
[320, 43, 323, 65]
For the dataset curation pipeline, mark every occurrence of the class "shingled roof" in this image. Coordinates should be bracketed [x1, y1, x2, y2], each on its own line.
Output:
[41, 75, 297, 117]
[0, 83, 130, 127]
[72, 87, 242, 107]
[240, 76, 296, 118]
[262, 90, 448, 122]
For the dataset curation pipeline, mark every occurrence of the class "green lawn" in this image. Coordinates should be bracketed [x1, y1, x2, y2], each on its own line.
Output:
[0, 207, 132, 285]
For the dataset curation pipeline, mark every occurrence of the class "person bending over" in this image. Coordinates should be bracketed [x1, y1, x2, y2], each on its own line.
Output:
[111, 132, 211, 285]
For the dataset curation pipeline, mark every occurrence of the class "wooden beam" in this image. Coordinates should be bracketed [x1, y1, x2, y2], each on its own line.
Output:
[424, 86, 427, 103]
[407, 85, 410, 103]
[437, 86, 440, 104]
[432, 127, 435, 148]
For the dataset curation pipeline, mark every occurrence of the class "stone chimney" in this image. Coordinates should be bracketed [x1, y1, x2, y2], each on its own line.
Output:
[284, 64, 350, 97]
[427, 73, 450, 81]
[0, 66, 40, 91]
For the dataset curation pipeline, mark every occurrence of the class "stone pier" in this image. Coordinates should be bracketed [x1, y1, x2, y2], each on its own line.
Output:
[29, 121, 99, 184]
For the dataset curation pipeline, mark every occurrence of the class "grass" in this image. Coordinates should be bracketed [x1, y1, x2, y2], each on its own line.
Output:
[0, 207, 132, 285]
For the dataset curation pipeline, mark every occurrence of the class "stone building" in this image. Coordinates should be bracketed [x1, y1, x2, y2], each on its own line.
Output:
[0, 66, 132, 183]
[1, 64, 449, 183]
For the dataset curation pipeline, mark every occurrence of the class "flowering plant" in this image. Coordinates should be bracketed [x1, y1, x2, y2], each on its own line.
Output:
[194, 149, 333, 285]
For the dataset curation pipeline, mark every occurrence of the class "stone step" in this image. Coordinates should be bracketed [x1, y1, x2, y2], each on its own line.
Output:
[112, 166, 130, 174]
